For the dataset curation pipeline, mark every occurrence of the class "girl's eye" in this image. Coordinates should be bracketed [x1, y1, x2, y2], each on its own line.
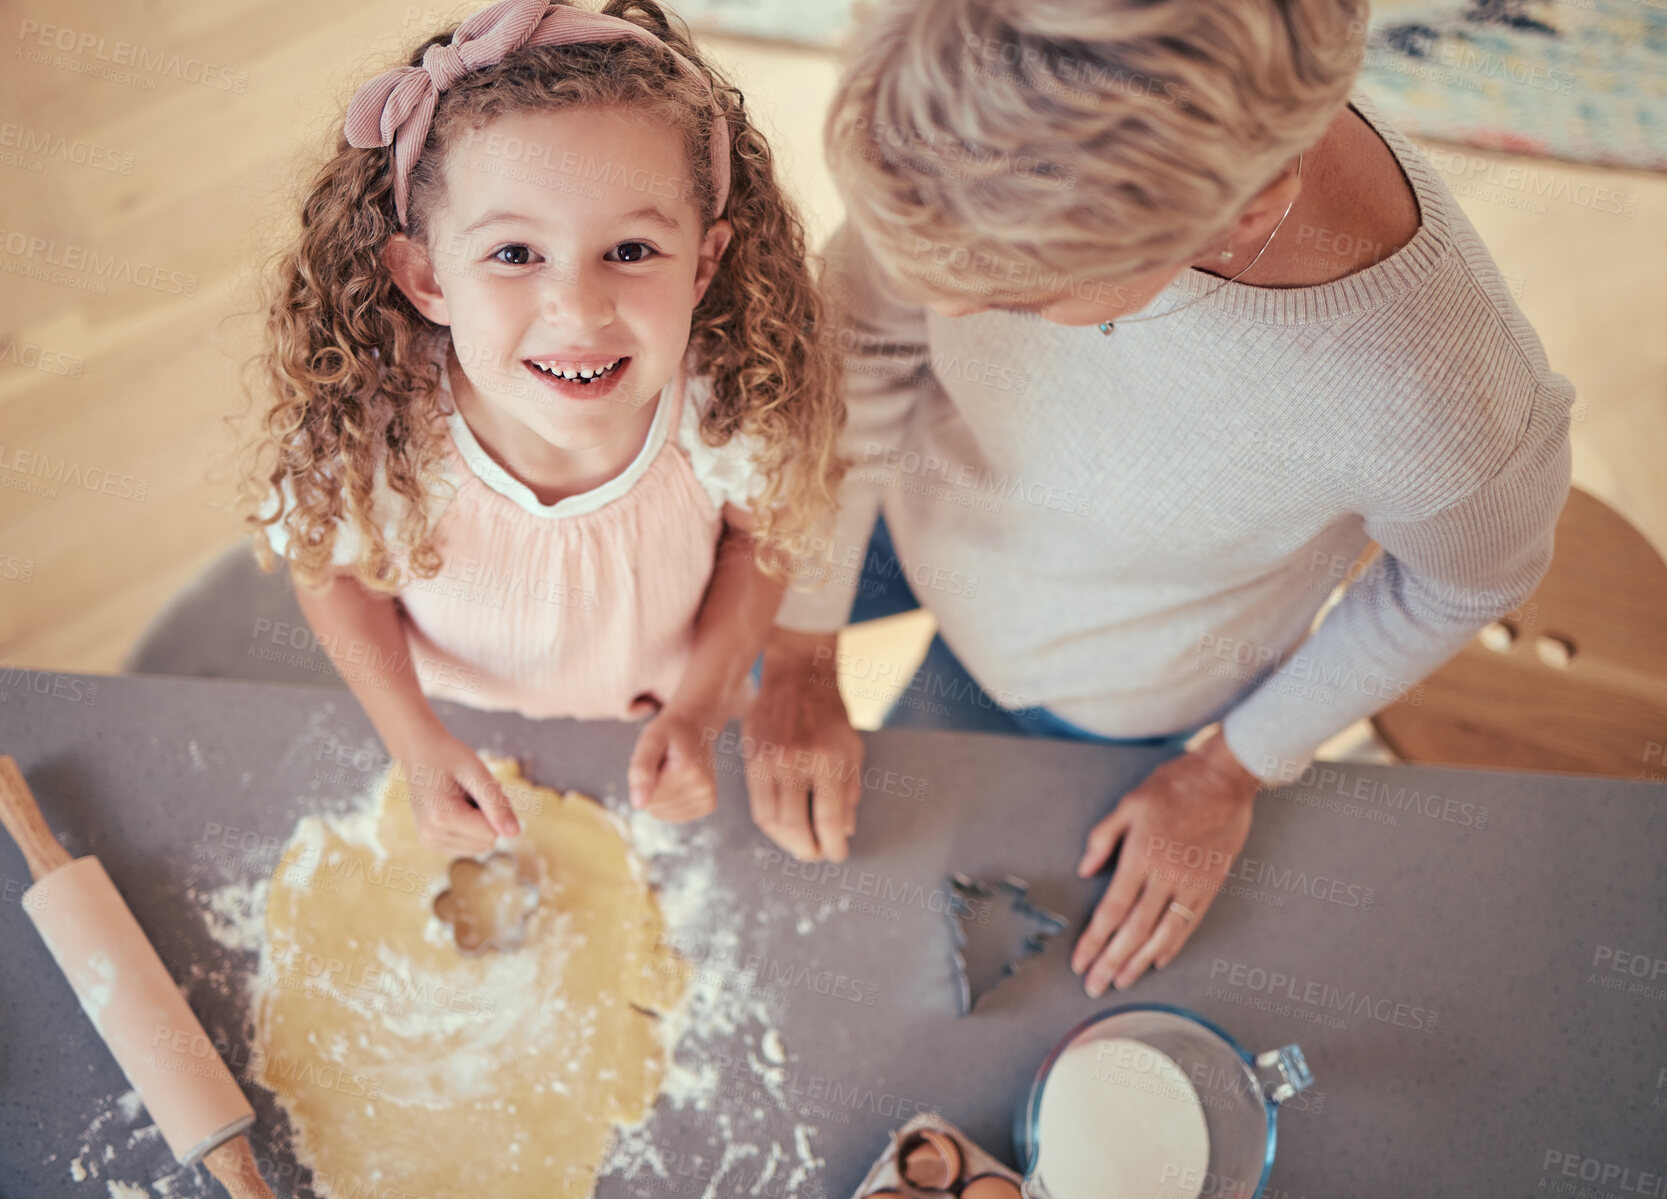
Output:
[609, 241, 656, 264]
[493, 245, 535, 266]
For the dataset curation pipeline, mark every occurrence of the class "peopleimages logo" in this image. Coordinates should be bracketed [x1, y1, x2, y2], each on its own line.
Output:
[701, 726, 930, 801]
[856, 442, 1091, 518]
[0, 665, 99, 706]
[1145, 838, 1375, 910]
[1209, 958, 1438, 1032]
[0, 339, 84, 377]
[657, 934, 881, 1006]
[0, 123, 133, 174]
[1194, 632, 1424, 706]
[1259, 763, 1490, 829]
[1542, 1151, 1667, 1197]
[1420, 145, 1639, 217]
[457, 130, 694, 204]
[15, 20, 249, 92]
[756, 850, 984, 922]
[0, 229, 198, 296]
[1429, 41, 1576, 95]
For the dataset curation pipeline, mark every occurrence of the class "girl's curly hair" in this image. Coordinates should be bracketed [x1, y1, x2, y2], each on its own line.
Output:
[242, 0, 844, 590]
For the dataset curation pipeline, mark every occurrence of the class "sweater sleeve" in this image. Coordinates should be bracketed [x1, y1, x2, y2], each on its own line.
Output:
[775, 220, 936, 631]
[1221, 376, 1575, 784]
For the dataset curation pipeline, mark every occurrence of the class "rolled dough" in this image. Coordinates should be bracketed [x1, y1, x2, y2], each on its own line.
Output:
[253, 758, 685, 1198]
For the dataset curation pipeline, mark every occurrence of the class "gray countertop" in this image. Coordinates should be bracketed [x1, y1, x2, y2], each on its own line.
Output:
[1, 670, 1664, 1198]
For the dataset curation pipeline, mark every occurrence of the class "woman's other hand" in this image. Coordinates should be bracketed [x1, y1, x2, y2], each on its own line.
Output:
[1071, 730, 1260, 995]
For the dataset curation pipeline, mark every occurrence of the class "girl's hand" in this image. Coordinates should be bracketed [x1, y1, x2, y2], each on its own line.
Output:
[627, 708, 718, 823]
[1071, 731, 1259, 995]
[389, 731, 522, 857]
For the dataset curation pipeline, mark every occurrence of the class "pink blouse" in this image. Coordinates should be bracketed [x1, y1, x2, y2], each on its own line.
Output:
[263, 339, 766, 721]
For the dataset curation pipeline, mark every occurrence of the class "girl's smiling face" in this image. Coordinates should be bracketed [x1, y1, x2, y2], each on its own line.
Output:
[385, 105, 730, 455]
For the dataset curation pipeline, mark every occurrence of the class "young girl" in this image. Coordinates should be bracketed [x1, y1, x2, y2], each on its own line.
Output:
[243, 0, 842, 857]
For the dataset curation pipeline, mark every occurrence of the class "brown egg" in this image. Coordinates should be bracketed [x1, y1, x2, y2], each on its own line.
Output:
[961, 1174, 1023, 1199]
[899, 1128, 964, 1189]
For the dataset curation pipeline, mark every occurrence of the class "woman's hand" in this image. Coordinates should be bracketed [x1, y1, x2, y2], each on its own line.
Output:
[1071, 730, 1260, 995]
[627, 707, 718, 823]
[742, 628, 865, 862]
[389, 729, 522, 857]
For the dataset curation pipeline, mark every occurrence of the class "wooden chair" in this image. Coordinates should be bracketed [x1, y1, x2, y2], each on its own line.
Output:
[1372, 488, 1667, 779]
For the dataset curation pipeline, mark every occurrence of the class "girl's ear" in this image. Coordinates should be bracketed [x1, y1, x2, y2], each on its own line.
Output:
[692, 218, 733, 306]
[382, 232, 451, 326]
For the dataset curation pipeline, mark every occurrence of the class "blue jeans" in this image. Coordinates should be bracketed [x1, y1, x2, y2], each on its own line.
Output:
[847, 516, 1189, 746]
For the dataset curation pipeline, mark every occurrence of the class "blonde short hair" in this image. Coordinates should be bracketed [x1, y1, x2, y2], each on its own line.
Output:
[828, 0, 1368, 301]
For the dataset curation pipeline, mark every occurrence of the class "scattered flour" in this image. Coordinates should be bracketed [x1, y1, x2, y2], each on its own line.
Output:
[197, 878, 268, 954]
[64, 1088, 148, 1186]
[599, 810, 822, 1195]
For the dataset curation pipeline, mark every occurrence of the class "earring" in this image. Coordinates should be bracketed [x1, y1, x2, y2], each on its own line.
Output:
[1098, 321, 1114, 336]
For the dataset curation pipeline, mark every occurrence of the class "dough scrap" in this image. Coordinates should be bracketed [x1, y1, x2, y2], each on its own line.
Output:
[253, 758, 684, 1198]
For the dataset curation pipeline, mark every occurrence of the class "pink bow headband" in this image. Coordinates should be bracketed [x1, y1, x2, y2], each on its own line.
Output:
[344, 0, 730, 228]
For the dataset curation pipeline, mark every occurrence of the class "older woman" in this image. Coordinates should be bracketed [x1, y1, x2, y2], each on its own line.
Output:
[742, 0, 1573, 997]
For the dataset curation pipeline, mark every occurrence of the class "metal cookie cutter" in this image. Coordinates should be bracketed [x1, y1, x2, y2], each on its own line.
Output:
[946, 873, 1069, 1017]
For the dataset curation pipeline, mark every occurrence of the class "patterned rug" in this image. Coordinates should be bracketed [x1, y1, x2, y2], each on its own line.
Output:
[1361, 0, 1667, 170]
[675, 0, 1667, 171]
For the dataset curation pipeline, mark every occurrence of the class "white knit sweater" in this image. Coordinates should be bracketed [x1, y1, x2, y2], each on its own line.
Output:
[777, 94, 1576, 783]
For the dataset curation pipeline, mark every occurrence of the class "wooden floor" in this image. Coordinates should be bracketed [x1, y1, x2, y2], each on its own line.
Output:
[2, 1, 1664, 739]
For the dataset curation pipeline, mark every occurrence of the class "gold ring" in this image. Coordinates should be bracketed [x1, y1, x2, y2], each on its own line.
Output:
[1168, 900, 1197, 924]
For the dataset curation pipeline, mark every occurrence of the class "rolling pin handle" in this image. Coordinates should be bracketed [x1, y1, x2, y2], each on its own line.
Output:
[0, 755, 74, 880]
[203, 1135, 277, 1199]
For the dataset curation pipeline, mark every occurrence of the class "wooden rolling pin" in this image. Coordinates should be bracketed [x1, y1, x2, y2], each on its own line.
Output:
[0, 755, 274, 1198]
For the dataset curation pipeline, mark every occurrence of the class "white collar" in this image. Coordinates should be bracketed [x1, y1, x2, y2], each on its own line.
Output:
[437, 346, 679, 519]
